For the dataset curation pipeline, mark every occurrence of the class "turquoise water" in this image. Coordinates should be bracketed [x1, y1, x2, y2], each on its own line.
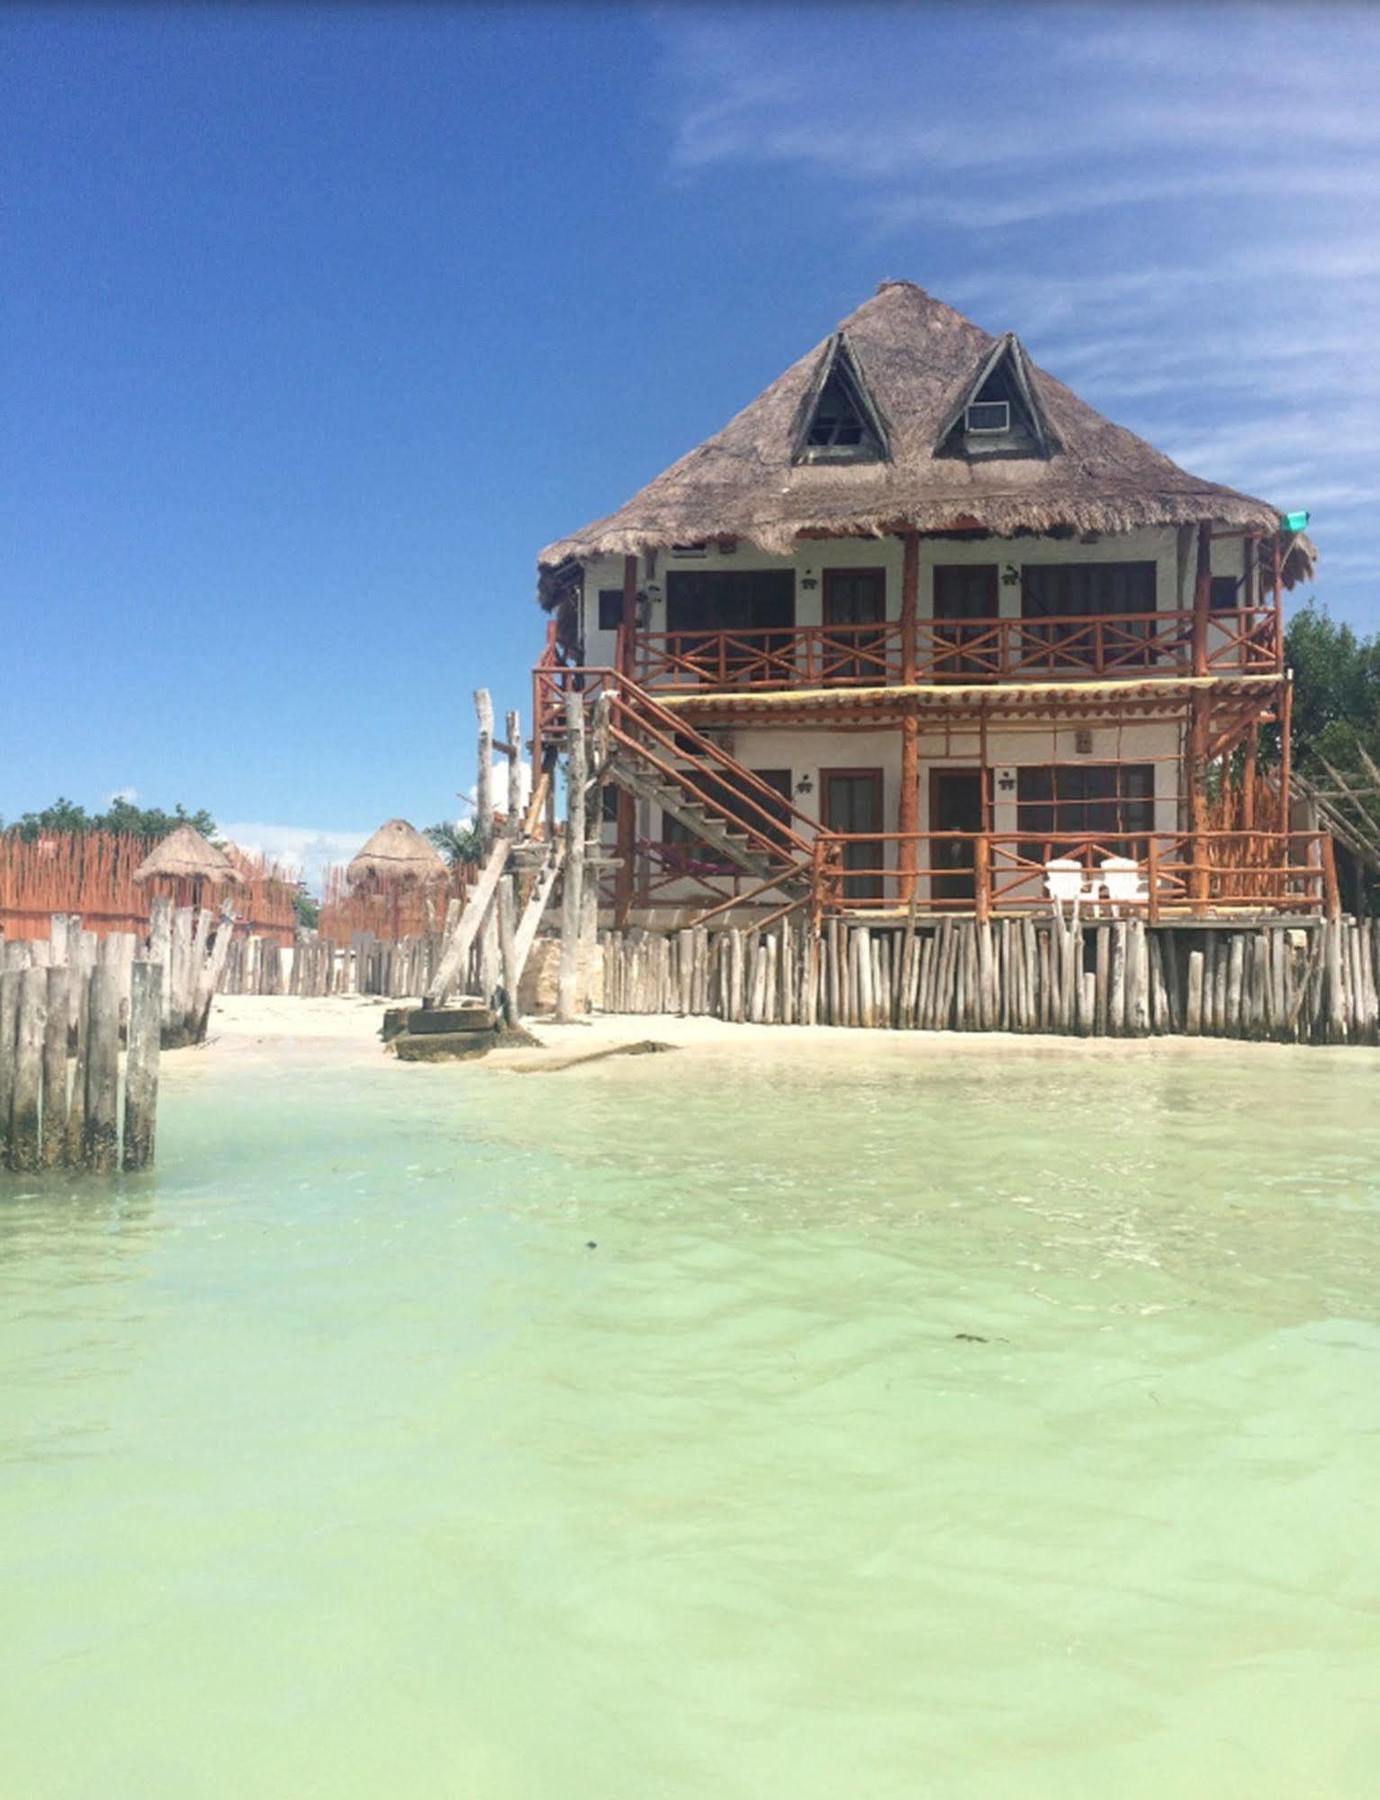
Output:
[3, 1034, 1380, 1798]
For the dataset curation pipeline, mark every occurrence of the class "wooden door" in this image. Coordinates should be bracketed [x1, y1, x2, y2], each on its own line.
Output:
[933, 565, 999, 676]
[822, 768, 884, 902]
[930, 768, 986, 904]
[823, 568, 886, 681]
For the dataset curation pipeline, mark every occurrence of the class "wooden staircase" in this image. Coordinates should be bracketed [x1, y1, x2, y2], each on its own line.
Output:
[594, 671, 818, 902]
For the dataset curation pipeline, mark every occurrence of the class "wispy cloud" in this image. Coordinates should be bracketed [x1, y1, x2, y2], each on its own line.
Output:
[653, 3, 1380, 622]
[219, 822, 369, 892]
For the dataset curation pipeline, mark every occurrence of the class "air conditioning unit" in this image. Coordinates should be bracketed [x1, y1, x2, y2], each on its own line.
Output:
[965, 400, 1010, 434]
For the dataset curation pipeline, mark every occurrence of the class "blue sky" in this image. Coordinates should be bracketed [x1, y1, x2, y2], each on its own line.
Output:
[5, 3, 1377, 881]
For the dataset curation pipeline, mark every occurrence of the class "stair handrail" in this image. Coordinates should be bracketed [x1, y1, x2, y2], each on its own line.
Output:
[603, 676, 816, 867]
[605, 670, 819, 850]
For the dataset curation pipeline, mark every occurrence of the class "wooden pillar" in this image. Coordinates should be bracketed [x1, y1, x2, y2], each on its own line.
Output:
[504, 708, 521, 838]
[614, 555, 638, 927]
[122, 960, 161, 1171]
[897, 532, 920, 900]
[1242, 721, 1259, 831]
[557, 693, 587, 1022]
[474, 688, 494, 851]
[1188, 690, 1210, 912]
[1278, 675, 1293, 837]
[1272, 530, 1284, 664]
[619, 553, 638, 679]
[1191, 520, 1212, 678]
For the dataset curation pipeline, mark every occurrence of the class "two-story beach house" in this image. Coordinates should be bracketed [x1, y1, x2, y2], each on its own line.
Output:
[532, 280, 1325, 928]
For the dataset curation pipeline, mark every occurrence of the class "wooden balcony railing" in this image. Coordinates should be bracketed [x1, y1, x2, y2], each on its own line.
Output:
[631, 606, 1280, 692]
[809, 830, 1334, 920]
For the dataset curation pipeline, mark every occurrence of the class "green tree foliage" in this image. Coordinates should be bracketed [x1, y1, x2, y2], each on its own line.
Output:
[0, 797, 219, 842]
[1283, 603, 1380, 780]
[292, 889, 321, 930]
[425, 820, 482, 867]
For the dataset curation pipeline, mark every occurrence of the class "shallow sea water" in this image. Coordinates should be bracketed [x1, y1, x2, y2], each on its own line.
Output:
[3, 1033, 1380, 1799]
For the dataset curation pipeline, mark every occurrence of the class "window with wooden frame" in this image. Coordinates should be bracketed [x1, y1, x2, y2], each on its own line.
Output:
[1021, 562, 1157, 620]
[1017, 763, 1155, 858]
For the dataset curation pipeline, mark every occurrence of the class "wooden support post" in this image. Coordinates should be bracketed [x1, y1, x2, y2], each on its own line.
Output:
[84, 965, 121, 1172]
[1188, 690, 1210, 912]
[1278, 675, 1293, 836]
[148, 897, 173, 1024]
[974, 833, 991, 924]
[1321, 833, 1341, 921]
[1242, 722, 1258, 831]
[557, 692, 587, 1022]
[42, 965, 69, 1168]
[0, 967, 19, 1165]
[496, 876, 521, 1029]
[64, 971, 90, 1165]
[10, 966, 46, 1172]
[474, 689, 494, 852]
[504, 708, 521, 838]
[897, 532, 921, 901]
[123, 960, 161, 1171]
[1192, 519, 1212, 679]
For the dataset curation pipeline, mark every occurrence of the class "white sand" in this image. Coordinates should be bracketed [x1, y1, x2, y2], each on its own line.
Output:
[201, 992, 1356, 1075]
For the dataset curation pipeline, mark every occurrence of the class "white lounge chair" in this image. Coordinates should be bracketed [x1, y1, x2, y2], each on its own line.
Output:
[1045, 858, 1097, 921]
[1100, 856, 1149, 916]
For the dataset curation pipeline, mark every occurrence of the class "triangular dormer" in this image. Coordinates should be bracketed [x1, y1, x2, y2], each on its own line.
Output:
[791, 332, 890, 465]
[936, 332, 1058, 461]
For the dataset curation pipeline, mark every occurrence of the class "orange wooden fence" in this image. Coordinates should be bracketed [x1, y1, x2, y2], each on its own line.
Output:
[0, 833, 298, 944]
[316, 861, 473, 947]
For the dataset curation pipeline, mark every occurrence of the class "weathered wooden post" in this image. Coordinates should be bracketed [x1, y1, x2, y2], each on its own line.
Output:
[475, 689, 500, 1003]
[10, 966, 47, 1172]
[123, 961, 162, 1171]
[495, 876, 521, 1030]
[64, 970, 90, 1166]
[557, 692, 587, 1023]
[84, 965, 121, 1173]
[0, 965, 20, 1165]
[42, 965, 69, 1168]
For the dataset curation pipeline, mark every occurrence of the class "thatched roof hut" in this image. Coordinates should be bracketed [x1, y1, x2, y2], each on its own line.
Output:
[539, 279, 1313, 589]
[346, 819, 447, 889]
[133, 823, 244, 887]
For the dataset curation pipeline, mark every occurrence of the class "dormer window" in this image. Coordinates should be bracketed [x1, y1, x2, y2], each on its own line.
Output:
[937, 334, 1058, 462]
[965, 400, 1010, 435]
[806, 372, 875, 452]
[793, 331, 891, 465]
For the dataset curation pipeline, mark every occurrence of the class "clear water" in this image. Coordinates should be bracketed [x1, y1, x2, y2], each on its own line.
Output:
[3, 1034, 1380, 1799]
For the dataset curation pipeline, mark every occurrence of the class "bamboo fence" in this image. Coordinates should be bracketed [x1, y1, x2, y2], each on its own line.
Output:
[0, 833, 298, 944]
[316, 861, 473, 948]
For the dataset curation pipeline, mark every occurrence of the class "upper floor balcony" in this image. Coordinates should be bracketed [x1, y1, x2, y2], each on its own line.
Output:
[629, 605, 1280, 692]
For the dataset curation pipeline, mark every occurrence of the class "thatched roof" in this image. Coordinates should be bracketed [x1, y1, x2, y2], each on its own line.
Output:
[346, 818, 447, 887]
[133, 823, 245, 886]
[540, 279, 1314, 585]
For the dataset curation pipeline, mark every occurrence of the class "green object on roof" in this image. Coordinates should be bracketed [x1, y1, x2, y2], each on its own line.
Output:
[1280, 510, 1310, 532]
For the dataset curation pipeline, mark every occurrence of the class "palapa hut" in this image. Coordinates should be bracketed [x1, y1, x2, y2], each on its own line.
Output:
[346, 818, 448, 940]
[532, 279, 1327, 925]
[133, 823, 245, 911]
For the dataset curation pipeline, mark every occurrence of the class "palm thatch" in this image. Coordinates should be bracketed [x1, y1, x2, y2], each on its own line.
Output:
[539, 279, 1314, 588]
[346, 818, 447, 888]
[133, 823, 245, 886]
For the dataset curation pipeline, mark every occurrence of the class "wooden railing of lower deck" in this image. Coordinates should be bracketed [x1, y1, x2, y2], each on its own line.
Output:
[810, 830, 1335, 920]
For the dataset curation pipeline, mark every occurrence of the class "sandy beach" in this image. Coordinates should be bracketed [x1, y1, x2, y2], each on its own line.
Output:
[202, 991, 1377, 1074]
